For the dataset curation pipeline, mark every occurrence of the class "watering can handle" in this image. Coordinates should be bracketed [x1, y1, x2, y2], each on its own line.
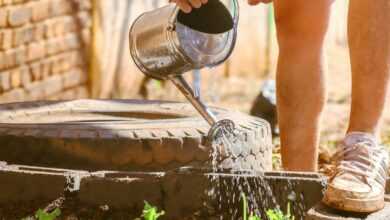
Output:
[168, 6, 181, 30]
[168, 0, 240, 34]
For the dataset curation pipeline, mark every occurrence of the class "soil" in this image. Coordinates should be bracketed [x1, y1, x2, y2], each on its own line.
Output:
[177, 0, 234, 34]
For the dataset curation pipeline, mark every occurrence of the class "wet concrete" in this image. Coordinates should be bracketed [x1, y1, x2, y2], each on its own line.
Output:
[0, 162, 389, 219]
[0, 162, 322, 219]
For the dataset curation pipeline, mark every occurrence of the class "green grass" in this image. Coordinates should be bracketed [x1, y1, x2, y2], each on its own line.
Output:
[242, 193, 262, 220]
[241, 193, 295, 220]
[135, 201, 165, 220]
[266, 203, 294, 220]
[22, 208, 61, 220]
[24, 196, 294, 220]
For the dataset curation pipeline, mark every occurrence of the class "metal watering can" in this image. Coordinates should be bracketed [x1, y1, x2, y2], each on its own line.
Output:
[129, 0, 239, 135]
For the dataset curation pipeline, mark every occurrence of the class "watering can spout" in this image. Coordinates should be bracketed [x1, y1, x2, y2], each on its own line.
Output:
[170, 75, 217, 126]
[170, 75, 236, 141]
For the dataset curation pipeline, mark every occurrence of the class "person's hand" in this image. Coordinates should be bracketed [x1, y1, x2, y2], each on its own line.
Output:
[247, 0, 273, 5]
[169, 0, 272, 14]
[169, 0, 209, 13]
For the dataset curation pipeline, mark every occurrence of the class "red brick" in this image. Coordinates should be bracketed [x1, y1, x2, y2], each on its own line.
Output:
[51, 53, 72, 74]
[0, 29, 13, 50]
[20, 65, 31, 87]
[8, 6, 31, 27]
[43, 74, 63, 95]
[59, 53, 72, 72]
[44, 19, 55, 38]
[76, 0, 92, 10]
[41, 58, 52, 78]
[77, 86, 89, 98]
[46, 37, 64, 55]
[4, 49, 16, 69]
[27, 41, 45, 61]
[12, 27, 23, 47]
[0, 88, 24, 102]
[3, 48, 25, 69]
[29, 61, 41, 81]
[25, 81, 45, 100]
[10, 67, 21, 88]
[60, 88, 76, 99]
[71, 50, 85, 67]
[14, 46, 26, 65]
[31, 0, 50, 22]
[34, 22, 46, 41]
[50, 0, 73, 16]
[54, 19, 65, 36]
[0, 8, 7, 28]
[13, 25, 33, 47]
[65, 33, 81, 50]
[50, 56, 60, 74]
[0, 71, 10, 92]
[0, 52, 5, 70]
[12, 0, 27, 4]
[0, 0, 91, 103]
[63, 69, 84, 88]
[63, 16, 77, 33]
[77, 11, 91, 28]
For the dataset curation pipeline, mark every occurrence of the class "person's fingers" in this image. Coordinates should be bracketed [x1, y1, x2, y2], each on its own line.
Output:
[171, 0, 193, 13]
[248, 0, 272, 5]
[188, 0, 202, 8]
[248, 0, 261, 5]
[170, 0, 209, 12]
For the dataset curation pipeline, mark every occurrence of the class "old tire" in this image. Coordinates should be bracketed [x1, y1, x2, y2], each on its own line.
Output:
[0, 99, 272, 172]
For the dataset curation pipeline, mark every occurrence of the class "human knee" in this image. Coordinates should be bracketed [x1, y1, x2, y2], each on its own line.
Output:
[276, 16, 328, 50]
[274, 3, 331, 50]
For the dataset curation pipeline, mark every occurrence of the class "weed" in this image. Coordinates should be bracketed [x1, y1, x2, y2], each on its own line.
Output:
[241, 193, 294, 220]
[272, 153, 282, 170]
[135, 201, 165, 220]
[21, 208, 61, 220]
[266, 203, 294, 220]
[241, 193, 262, 220]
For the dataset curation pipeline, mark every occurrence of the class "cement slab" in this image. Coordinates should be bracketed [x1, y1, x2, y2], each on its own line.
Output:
[306, 202, 390, 220]
[1, 163, 390, 220]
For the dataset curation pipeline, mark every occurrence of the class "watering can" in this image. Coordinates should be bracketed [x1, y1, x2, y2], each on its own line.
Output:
[129, 0, 239, 136]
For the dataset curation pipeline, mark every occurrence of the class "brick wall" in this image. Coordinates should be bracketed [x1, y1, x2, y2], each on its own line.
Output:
[0, 0, 91, 103]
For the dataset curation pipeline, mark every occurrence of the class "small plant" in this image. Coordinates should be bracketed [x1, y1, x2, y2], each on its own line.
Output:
[241, 193, 262, 220]
[266, 203, 294, 220]
[249, 214, 262, 220]
[34, 208, 61, 220]
[241, 193, 294, 220]
[135, 201, 165, 220]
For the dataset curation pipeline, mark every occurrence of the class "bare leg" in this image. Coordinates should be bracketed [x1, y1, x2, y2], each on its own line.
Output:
[348, 0, 390, 136]
[274, 0, 333, 171]
[323, 3, 390, 210]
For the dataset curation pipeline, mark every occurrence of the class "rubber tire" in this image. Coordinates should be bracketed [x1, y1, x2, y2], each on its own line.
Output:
[0, 99, 272, 172]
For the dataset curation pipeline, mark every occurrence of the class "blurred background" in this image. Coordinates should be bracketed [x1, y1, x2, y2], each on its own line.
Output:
[0, 0, 388, 151]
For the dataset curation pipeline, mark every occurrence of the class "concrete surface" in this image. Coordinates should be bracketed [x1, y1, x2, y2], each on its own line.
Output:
[0, 162, 389, 219]
[306, 202, 390, 220]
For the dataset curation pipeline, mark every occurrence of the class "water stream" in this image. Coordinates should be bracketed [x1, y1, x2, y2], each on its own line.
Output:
[208, 124, 278, 219]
